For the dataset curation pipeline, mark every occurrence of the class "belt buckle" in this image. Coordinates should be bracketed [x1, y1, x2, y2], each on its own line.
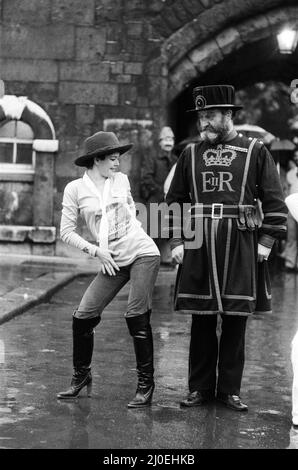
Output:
[211, 203, 223, 219]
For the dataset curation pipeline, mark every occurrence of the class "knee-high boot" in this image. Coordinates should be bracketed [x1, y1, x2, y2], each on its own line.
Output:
[57, 316, 101, 399]
[126, 310, 154, 408]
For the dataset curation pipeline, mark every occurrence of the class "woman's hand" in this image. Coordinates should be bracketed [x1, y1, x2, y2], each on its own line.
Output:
[95, 247, 120, 276]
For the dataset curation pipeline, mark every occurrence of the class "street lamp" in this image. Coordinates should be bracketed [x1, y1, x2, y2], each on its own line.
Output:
[277, 29, 298, 54]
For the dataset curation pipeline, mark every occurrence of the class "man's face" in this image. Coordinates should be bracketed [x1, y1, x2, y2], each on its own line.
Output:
[197, 109, 232, 144]
[159, 127, 175, 152]
[159, 136, 174, 152]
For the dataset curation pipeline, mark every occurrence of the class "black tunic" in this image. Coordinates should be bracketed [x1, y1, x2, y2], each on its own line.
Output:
[165, 133, 288, 316]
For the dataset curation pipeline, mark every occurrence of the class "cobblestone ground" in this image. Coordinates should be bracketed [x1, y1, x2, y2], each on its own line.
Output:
[0, 267, 298, 449]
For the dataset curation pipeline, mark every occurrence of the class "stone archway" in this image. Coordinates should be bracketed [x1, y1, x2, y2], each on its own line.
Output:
[152, 0, 291, 41]
[0, 95, 59, 255]
[166, 6, 298, 99]
[157, 4, 298, 140]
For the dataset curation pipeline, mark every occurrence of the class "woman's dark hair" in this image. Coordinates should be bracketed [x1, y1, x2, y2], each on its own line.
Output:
[84, 154, 106, 169]
[85, 159, 94, 169]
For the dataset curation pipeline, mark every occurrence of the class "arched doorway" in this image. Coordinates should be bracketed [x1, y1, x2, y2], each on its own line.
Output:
[0, 95, 58, 255]
[162, 6, 298, 143]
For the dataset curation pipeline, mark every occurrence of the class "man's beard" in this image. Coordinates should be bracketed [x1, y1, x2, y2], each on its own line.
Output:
[200, 125, 229, 144]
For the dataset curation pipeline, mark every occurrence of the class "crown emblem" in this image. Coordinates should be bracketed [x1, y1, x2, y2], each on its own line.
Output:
[195, 95, 207, 109]
[203, 145, 237, 167]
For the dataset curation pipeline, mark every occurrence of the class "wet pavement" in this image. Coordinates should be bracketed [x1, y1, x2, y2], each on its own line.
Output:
[0, 256, 298, 450]
[0, 255, 98, 324]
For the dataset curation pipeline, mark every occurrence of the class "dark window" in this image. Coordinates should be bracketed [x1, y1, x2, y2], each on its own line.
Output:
[0, 120, 35, 173]
[0, 143, 13, 163]
[17, 144, 33, 164]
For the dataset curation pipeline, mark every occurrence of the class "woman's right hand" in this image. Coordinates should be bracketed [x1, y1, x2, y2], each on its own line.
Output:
[95, 247, 120, 276]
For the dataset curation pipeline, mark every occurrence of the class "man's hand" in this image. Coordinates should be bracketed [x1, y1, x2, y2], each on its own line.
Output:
[95, 247, 120, 275]
[172, 245, 184, 264]
[257, 243, 271, 262]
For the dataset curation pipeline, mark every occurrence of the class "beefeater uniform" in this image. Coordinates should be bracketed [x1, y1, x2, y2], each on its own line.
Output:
[165, 130, 288, 396]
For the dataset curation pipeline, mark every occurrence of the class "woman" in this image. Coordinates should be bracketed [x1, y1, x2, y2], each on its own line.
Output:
[57, 131, 160, 408]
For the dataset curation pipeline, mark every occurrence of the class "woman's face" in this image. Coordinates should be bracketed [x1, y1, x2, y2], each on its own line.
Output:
[94, 152, 120, 178]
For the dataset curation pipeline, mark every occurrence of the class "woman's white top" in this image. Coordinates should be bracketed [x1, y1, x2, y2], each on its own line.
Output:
[60, 171, 160, 266]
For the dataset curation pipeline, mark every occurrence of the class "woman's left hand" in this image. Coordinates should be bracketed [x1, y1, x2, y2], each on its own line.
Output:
[95, 247, 120, 276]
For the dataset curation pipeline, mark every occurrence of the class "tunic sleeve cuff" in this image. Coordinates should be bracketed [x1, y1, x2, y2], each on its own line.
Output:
[170, 238, 184, 250]
[258, 234, 275, 249]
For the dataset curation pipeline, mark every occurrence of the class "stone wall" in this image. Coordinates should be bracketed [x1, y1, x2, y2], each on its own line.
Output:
[0, 0, 295, 256]
[0, 0, 167, 256]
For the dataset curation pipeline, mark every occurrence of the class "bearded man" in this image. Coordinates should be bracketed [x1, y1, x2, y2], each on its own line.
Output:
[166, 84, 288, 411]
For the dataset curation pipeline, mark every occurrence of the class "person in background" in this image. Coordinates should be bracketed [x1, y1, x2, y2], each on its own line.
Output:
[284, 192, 298, 429]
[280, 149, 298, 271]
[140, 126, 177, 264]
[166, 84, 288, 412]
[164, 136, 201, 197]
[57, 131, 160, 408]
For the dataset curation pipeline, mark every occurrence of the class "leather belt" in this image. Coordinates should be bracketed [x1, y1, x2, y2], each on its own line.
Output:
[190, 203, 256, 220]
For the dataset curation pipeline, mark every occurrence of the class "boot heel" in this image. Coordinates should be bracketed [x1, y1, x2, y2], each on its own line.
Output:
[87, 381, 92, 397]
[57, 371, 92, 399]
[127, 383, 155, 408]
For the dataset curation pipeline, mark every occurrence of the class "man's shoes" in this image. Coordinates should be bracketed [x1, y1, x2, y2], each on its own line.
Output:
[180, 390, 214, 407]
[216, 393, 248, 411]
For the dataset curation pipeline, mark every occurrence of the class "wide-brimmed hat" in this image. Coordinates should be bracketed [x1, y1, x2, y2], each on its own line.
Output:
[187, 84, 243, 112]
[74, 131, 133, 167]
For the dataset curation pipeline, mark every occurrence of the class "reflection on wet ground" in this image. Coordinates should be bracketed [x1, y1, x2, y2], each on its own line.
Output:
[0, 265, 49, 296]
[0, 265, 297, 449]
[0, 261, 75, 297]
